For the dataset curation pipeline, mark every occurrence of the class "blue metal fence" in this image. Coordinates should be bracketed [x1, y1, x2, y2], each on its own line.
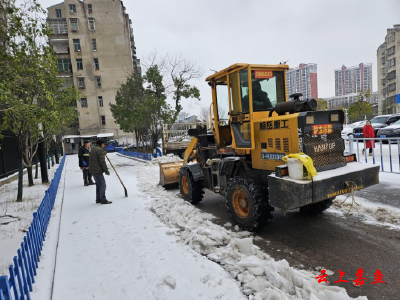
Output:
[116, 148, 153, 161]
[348, 136, 400, 174]
[0, 155, 66, 300]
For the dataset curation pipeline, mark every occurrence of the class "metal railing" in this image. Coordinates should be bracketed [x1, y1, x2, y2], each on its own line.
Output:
[0, 155, 66, 300]
[348, 135, 400, 173]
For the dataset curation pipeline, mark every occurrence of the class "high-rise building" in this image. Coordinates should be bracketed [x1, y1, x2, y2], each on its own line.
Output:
[334, 63, 372, 96]
[47, 0, 140, 140]
[286, 63, 318, 100]
[377, 24, 400, 114]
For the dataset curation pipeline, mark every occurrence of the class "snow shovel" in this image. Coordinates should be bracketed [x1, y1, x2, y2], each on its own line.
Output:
[105, 155, 128, 197]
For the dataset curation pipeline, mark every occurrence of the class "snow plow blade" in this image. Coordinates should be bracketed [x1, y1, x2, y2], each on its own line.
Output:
[159, 161, 184, 186]
[268, 163, 380, 211]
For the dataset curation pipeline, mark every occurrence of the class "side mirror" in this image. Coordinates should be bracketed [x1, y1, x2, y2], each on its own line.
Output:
[188, 129, 199, 137]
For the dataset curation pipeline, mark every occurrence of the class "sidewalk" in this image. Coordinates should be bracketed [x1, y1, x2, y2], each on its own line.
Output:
[36, 154, 244, 300]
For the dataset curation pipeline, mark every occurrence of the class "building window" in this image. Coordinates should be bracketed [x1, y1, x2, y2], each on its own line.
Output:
[57, 59, 71, 72]
[88, 18, 95, 31]
[48, 19, 68, 34]
[77, 77, 85, 89]
[388, 83, 396, 93]
[388, 46, 396, 56]
[73, 39, 81, 51]
[92, 39, 97, 51]
[94, 58, 99, 70]
[70, 18, 79, 32]
[69, 4, 76, 13]
[95, 76, 102, 88]
[81, 98, 88, 108]
[388, 58, 396, 68]
[55, 9, 62, 18]
[98, 96, 103, 107]
[76, 59, 83, 70]
[88, 4, 93, 13]
[101, 116, 106, 125]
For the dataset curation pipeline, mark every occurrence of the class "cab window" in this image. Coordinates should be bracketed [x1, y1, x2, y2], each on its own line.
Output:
[250, 70, 285, 111]
[216, 82, 229, 125]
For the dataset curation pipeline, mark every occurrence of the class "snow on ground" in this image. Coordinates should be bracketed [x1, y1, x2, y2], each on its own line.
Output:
[35, 154, 246, 300]
[0, 162, 59, 276]
[133, 156, 367, 300]
[328, 172, 400, 230]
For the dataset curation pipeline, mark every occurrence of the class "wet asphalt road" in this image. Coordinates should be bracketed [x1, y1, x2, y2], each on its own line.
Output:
[168, 187, 400, 300]
[355, 182, 400, 209]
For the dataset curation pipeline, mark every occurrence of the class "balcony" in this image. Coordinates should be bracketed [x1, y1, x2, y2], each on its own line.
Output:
[47, 18, 68, 35]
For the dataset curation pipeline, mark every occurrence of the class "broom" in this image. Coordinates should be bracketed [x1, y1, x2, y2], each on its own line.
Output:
[105, 155, 128, 197]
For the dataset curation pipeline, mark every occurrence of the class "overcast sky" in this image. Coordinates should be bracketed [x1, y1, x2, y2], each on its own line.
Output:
[39, 0, 400, 115]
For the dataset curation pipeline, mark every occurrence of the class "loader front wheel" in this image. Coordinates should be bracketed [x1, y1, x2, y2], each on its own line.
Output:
[179, 167, 204, 204]
[226, 177, 274, 231]
[299, 198, 335, 215]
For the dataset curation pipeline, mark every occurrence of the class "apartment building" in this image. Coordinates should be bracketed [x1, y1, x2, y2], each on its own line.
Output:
[334, 63, 372, 96]
[377, 24, 400, 114]
[286, 63, 318, 100]
[47, 0, 139, 140]
[325, 91, 378, 110]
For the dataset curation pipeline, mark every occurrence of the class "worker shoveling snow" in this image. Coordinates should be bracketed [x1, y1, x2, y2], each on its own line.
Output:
[134, 160, 368, 300]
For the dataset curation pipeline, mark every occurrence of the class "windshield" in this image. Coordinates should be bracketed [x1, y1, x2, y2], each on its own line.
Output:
[371, 116, 388, 124]
[240, 70, 286, 112]
[392, 119, 400, 125]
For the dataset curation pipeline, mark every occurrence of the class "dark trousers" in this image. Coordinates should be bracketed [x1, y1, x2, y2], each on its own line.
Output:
[82, 168, 93, 183]
[92, 173, 106, 202]
[363, 148, 373, 153]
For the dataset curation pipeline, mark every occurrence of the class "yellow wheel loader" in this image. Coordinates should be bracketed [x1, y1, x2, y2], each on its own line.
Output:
[160, 63, 379, 231]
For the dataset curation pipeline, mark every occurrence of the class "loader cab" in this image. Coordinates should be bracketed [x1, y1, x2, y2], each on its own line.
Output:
[206, 64, 289, 151]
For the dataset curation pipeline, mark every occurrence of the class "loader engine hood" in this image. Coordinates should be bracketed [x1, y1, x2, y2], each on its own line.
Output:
[297, 110, 346, 172]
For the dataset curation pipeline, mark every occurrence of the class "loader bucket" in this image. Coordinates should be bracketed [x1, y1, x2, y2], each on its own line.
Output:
[159, 161, 184, 187]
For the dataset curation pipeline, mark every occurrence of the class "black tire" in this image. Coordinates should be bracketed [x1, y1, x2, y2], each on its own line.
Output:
[299, 198, 335, 215]
[225, 177, 274, 231]
[179, 167, 204, 204]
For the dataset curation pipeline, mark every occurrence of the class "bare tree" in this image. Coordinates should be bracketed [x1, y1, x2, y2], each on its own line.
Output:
[199, 106, 210, 123]
[141, 52, 204, 123]
[168, 54, 203, 122]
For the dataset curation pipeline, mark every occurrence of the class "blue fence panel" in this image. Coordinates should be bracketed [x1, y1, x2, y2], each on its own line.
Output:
[0, 155, 66, 299]
[117, 149, 153, 161]
[348, 136, 400, 174]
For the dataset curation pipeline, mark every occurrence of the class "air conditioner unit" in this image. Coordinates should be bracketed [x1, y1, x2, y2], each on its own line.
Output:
[69, 10, 74, 13]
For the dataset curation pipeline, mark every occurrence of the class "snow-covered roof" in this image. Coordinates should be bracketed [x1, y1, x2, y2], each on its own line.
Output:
[97, 133, 114, 138]
[63, 135, 80, 139]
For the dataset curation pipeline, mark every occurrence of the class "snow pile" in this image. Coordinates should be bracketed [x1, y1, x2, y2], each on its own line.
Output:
[330, 196, 400, 230]
[151, 155, 183, 165]
[135, 163, 367, 300]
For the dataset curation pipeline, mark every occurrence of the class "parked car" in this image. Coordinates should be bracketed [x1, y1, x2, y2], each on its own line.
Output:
[377, 119, 400, 143]
[341, 121, 366, 139]
[353, 114, 400, 139]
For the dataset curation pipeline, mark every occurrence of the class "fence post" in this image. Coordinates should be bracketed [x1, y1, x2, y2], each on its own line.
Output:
[349, 135, 354, 154]
[17, 249, 31, 299]
[0, 276, 12, 300]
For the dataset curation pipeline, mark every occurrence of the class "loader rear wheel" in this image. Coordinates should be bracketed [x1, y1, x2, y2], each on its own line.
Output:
[299, 198, 335, 215]
[226, 177, 274, 231]
[179, 167, 204, 204]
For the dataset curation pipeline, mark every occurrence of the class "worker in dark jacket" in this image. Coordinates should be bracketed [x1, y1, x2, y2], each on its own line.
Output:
[89, 140, 112, 204]
[78, 140, 95, 186]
